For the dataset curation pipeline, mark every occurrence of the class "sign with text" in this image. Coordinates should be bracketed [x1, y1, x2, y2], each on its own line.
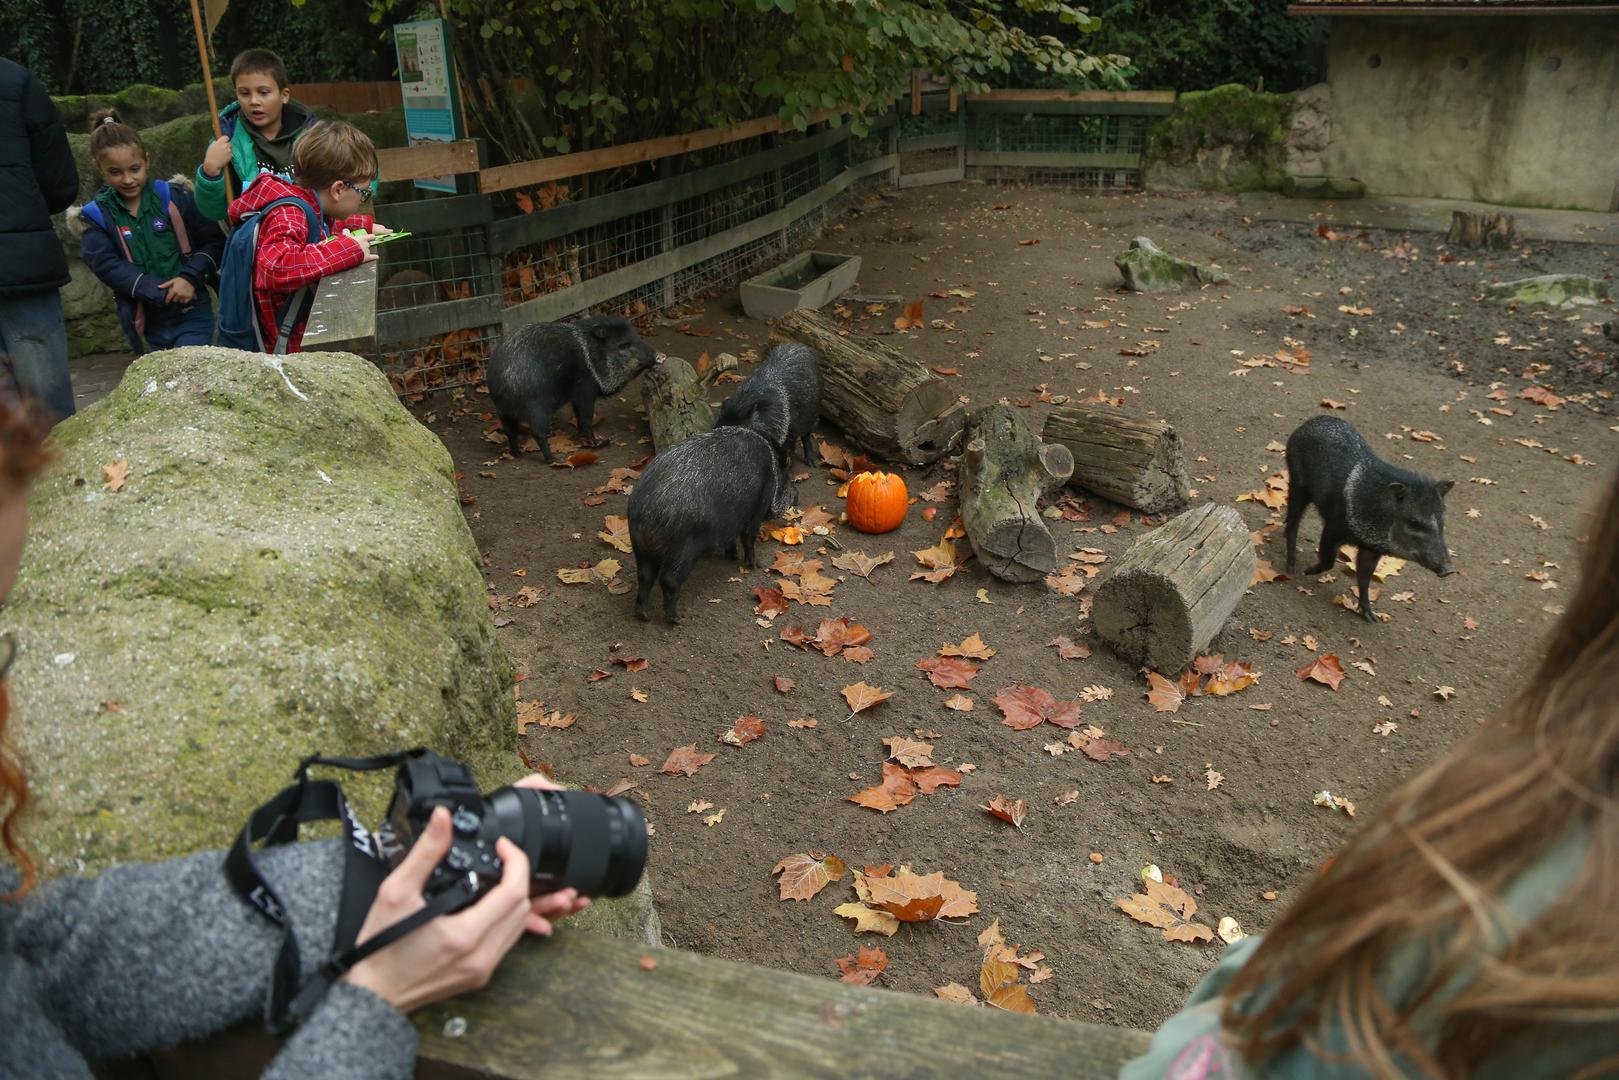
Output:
[392, 19, 464, 194]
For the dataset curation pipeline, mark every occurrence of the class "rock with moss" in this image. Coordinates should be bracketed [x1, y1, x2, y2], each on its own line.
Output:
[1485, 274, 1609, 310]
[1115, 237, 1230, 293]
[4, 347, 518, 874]
[53, 84, 214, 134]
[1144, 84, 1292, 193]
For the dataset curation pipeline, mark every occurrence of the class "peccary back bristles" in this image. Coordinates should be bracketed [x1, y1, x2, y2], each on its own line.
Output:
[1285, 415, 1455, 622]
[486, 315, 659, 462]
[715, 342, 823, 464]
[628, 426, 794, 624]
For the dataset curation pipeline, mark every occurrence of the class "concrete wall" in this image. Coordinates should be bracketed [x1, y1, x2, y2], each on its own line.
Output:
[1324, 15, 1619, 211]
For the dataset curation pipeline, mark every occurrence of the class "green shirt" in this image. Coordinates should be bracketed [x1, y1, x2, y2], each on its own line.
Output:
[1120, 824, 1613, 1079]
[94, 184, 182, 282]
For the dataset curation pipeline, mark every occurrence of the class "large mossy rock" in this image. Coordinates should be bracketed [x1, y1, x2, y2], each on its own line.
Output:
[1115, 237, 1230, 293]
[1485, 274, 1609, 311]
[1143, 84, 1292, 193]
[6, 347, 519, 874]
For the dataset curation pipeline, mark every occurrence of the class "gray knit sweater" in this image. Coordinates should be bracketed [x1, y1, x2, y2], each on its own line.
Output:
[0, 839, 418, 1078]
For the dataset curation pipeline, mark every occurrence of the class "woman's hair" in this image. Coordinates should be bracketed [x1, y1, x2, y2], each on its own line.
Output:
[87, 109, 145, 165]
[0, 402, 49, 901]
[291, 120, 378, 191]
[1221, 467, 1619, 1076]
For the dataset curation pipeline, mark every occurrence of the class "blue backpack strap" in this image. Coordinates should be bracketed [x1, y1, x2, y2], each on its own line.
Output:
[79, 201, 106, 230]
[253, 196, 326, 355]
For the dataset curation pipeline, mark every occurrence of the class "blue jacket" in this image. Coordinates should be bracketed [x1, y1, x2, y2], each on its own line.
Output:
[77, 179, 224, 354]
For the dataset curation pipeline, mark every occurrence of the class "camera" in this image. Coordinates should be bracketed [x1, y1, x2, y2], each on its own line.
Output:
[377, 750, 647, 905]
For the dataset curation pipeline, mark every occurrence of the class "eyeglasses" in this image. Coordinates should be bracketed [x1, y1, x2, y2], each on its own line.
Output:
[0, 632, 16, 681]
[342, 179, 376, 204]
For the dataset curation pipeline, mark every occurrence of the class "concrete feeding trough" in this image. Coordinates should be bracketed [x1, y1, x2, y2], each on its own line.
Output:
[739, 251, 862, 320]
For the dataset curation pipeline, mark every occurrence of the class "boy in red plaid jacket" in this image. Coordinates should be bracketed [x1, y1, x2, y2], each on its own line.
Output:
[226, 120, 388, 352]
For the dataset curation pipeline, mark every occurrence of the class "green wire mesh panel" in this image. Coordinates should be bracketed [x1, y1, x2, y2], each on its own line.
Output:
[974, 112, 1153, 157]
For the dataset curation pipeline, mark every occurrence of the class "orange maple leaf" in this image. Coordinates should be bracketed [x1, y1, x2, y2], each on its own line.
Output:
[771, 851, 846, 901]
[835, 945, 889, 985]
[1144, 672, 1187, 713]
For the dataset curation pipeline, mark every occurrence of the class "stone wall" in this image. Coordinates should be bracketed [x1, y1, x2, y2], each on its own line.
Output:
[1323, 15, 1619, 211]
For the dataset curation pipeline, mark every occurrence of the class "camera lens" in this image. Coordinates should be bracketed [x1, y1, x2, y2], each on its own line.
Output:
[484, 786, 648, 899]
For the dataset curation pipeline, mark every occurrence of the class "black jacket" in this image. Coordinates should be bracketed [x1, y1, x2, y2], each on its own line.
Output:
[0, 60, 78, 296]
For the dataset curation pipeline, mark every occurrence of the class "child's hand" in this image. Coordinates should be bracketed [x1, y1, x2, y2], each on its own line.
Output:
[352, 231, 377, 264]
[159, 277, 196, 305]
[370, 223, 393, 236]
[202, 137, 232, 178]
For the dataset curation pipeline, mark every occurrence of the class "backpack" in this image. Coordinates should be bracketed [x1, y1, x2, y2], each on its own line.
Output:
[78, 179, 197, 269]
[216, 196, 326, 354]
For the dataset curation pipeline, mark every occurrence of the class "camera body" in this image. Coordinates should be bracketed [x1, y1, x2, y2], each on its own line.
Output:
[377, 750, 647, 908]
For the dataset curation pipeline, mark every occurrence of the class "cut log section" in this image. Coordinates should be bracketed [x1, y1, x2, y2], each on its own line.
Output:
[958, 405, 1074, 583]
[771, 308, 966, 465]
[641, 357, 715, 453]
[1446, 210, 1515, 251]
[1041, 406, 1190, 514]
[1092, 503, 1255, 672]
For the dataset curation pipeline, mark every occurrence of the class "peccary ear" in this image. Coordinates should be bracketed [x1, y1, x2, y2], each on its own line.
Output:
[1438, 479, 1455, 498]
[1387, 481, 1407, 502]
[590, 323, 612, 341]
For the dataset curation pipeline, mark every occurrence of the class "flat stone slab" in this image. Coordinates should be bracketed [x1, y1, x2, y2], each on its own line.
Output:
[1485, 273, 1609, 310]
[1115, 236, 1230, 293]
[1282, 175, 1366, 199]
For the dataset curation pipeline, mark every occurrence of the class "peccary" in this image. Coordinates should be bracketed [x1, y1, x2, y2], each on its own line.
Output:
[1285, 415, 1456, 622]
[628, 426, 795, 624]
[714, 342, 822, 464]
[487, 316, 661, 462]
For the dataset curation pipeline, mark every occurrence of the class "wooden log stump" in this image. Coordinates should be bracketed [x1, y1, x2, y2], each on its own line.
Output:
[1041, 406, 1190, 514]
[772, 308, 966, 465]
[641, 356, 716, 453]
[1446, 210, 1515, 250]
[958, 405, 1074, 583]
[1093, 503, 1255, 672]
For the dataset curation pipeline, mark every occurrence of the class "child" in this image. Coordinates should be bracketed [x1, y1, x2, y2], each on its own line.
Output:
[194, 49, 317, 222]
[76, 111, 224, 355]
[226, 119, 387, 353]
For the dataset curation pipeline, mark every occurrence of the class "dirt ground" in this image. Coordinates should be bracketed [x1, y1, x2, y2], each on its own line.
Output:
[418, 185, 1616, 1030]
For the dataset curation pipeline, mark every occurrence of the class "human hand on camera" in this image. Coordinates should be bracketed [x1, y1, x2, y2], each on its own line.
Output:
[202, 137, 232, 178]
[339, 775, 590, 1014]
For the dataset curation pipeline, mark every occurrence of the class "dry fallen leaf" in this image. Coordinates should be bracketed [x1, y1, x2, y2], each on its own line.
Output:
[102, 459, 129, 493]
[1296, 654, 1348, 690]
[940, 632, 996, 660]
[982, 795, 1028, 828]
[831, 549, 895, 580]
[597, 515, 632, 553]
[1048, 636, 1091, 660]
[916, 655, 981, 689]
[835, 945, 890, 985]
[773, 675, 794, 693]
[772, 851, 847, 901]
[910, 538, 964, 584]
[1055, 789, 1079, 806]
[659, 745, 716, 777]
[834, 902, 899, 936]
[841, 681, 893, 714]
[1117, 879, 1215, 943]
[686, 799, 715, 814]
[933, 983, 979, 1006]
[992, 684, 1082, 730]
[1144, 671, 1187, 713]
[943, 693, 974, 711]
[883, 735, 935, 768]
[718, 715, 765, 747]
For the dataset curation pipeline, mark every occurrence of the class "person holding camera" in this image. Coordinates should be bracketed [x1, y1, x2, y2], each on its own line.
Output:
[0, 397, 593, 1076]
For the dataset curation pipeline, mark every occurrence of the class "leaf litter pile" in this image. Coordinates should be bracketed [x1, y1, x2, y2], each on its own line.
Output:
[433, 185, 1609, 1028]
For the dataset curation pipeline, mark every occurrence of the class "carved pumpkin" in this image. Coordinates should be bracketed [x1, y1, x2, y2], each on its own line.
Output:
[845, 471, 908, 534]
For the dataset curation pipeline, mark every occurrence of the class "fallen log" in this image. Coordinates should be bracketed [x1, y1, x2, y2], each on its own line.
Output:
[1092, 503, 1255, 672]
[641, 356, 715, 453]
[1041, 406, 1190, 514]
[958, 405, 1074, 583]
[1446, 210, 1515, 251]
[771, 308, 966, 465]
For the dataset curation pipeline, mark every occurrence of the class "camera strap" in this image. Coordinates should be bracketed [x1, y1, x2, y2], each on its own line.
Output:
[225, 748, 468, 1034]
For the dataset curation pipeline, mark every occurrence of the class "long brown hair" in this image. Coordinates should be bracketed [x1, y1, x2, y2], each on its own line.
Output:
[0, 401, 50, 900]
[1221, 467, 1619, 1076]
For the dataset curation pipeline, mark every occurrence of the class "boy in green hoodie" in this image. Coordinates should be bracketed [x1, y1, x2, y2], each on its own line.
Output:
[193, 49, 317, 222]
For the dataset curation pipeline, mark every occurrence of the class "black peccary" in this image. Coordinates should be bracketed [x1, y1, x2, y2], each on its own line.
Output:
[714, 342, 823, 464]
[628, 426, 795, 624]
[486, 316, 661, 462]
[1285, 415, 1456, 622]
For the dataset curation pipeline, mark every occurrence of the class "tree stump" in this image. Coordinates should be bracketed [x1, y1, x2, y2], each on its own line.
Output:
[771, 308, 967, 465]
[1092, 503, 1255, 672]
[1041, 406, 1190, 514]
[641, 357, 715, 453]
[1446, 210, 1515, 250]
[957, 405, 1074, 583]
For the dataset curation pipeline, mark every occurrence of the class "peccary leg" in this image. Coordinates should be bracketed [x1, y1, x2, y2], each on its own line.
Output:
[659, 549, 697, 625]
[571, 386, 607, 448]
[1306, 522, 1344, 577]
[1355, 547, 1380, 623]
[526, 404, 557, 463]
[500, 415, 526, 458]
[633, 558, 658, 622]
[1284, 494, 1309, 572]
[738, 529, 757, 569]
[800, 430, 816, 465]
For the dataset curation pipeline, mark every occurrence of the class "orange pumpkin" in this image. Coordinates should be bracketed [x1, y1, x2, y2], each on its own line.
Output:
[845, 471, 909, 533]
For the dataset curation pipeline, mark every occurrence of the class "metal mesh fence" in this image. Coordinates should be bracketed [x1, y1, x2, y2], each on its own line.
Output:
[976, 165, 1141, 190]
[974, 112, 1153, 157]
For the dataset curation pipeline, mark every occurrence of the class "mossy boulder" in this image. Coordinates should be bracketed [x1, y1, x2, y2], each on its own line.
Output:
[1144, 84, 1292, 193]
[53, 83, 214, 133]
[1485, 274, 1609, 310]
[5, 347, 519, 875]
[1115, 237, 1230, 293]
